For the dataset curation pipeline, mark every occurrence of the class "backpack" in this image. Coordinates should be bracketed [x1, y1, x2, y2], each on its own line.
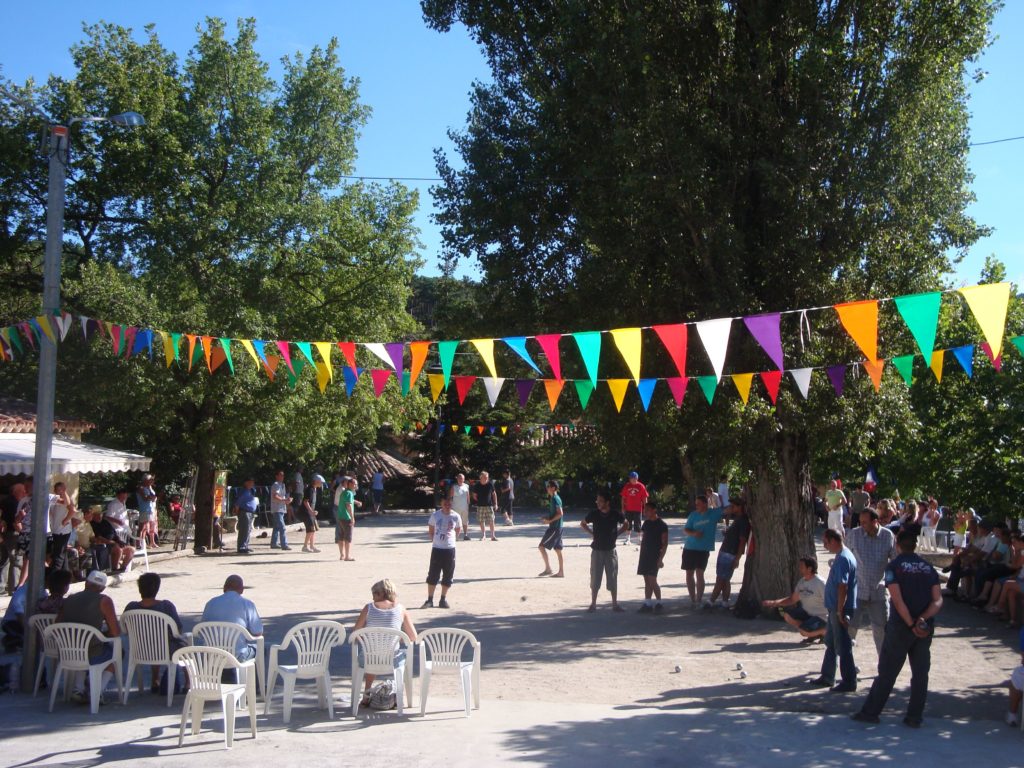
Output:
[368, 679, 397, 710]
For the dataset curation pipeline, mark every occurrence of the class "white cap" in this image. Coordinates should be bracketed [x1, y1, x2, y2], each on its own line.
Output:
[85, 570, 108, 588]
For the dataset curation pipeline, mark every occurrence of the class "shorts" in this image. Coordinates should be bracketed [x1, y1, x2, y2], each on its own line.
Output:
[589, 549, 618, 593]
[137, 509, 154, 523]
[715, 551, 738, 580]
[540, 525, 563, 550]
[335, 520, 353, 543]
[637, 552, 662, 577]
[372, 489, 384, 505]
[625, 512, 642, 532]
[1012, 665, 1024, 692]
[498, 497, 513, 514]
[300, 510, 317, 533]
[426, 547, 456, 586]
[682, 548, 710, 571]
[783, 605, 826, 632]
[476, 506, 495, 526]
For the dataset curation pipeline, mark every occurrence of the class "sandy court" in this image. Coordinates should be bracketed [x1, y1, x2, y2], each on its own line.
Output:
[2, 508, 1023, 766]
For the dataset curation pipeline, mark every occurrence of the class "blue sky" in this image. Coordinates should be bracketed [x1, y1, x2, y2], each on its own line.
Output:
[0, 1, 1020, 285]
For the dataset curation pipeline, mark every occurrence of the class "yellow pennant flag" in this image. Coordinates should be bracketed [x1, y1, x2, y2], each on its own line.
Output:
[315, 361, 331, 393]
[239, 339, 260, 366]
[501, 426, 508, 435]
[160, 332, 175, 367]
[929, 350, 944, 382]
[731, 373, 754, 405]
[314, 342, 334, 381]
[863, 359, 885, 392]
[959, 282, 1011, 358]
[470, 339, 498, 378]
[428, 373, 446, 403]
[606, 379, 630, 412]
[35, 315, 56, 344]
[610, 328, 643, 383]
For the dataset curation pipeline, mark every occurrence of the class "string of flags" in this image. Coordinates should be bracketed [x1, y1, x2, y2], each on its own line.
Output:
[0, 282, 1020, 413]
[404, 422, 581, 437]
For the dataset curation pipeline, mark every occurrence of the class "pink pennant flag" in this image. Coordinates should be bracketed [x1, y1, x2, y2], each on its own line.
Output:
[276, 341, 296, 375]
[980, 341, 1003, 372]
[535, 334, 563, 380]
[370, 369, 394, 397]
[666, 376, 688, 408]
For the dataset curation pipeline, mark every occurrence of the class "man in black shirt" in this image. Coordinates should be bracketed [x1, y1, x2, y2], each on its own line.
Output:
[708, 499, 750, 608]
[581, 488, 627, 612]
[637, 502, 670, 613]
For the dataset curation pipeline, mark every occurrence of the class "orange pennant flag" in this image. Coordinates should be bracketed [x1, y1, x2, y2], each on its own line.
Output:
[264, 354, 280, 381]
[834, 300, 878, 362]
[201, 336, 213, 372]
[186, 334, 198, 371]
[543, 379, 564, 411]
[409, 341, 431, 387]
[210, 346, 227, 372]
[863, 358, 885, 392]
[476, 425, 485, 435]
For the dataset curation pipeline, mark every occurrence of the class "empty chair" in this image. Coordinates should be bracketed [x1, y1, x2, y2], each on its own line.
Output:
[172, 646, 257, 749]
[418, 628, 481, 716]
[193, 621, 265, 699]
[44, 623, 123, 714]
[265, 620, 345, 724]
[121, 609, 191, 706]
[349, 627, 413, 716]
[28, 613, 57, 698]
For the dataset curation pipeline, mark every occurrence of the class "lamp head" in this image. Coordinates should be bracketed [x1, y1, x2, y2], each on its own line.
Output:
[108, 111, 146, 127]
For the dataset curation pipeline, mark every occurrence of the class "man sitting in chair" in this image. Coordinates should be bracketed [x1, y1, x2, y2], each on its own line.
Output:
[91, 504, 135, 573]
[200, 574, 263, 664]
[57, 570, 121, 705]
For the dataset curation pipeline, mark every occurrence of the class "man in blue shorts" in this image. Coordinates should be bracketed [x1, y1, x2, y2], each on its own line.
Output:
[682, 495, 724, 609]
[538, 480, 564, 577]
[707, 499, 750, 608]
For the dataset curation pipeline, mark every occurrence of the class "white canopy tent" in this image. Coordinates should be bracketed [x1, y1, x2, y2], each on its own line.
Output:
[0, 433, 151, 476]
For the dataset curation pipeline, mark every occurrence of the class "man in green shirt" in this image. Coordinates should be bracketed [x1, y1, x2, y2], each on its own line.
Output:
[335, 477, 360, 561]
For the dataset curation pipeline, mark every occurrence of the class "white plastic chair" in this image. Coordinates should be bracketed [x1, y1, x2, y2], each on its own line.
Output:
[28, 613, 57, 698]
[418, 628, 481, 716]
[124, 533, 149, 574]
[349, 627, 413, 716]
[172, 646, 257, 749]
[121, 609, 191, 706]
[265, 620, 345, 723]
[43, 623, 123, 714]
[193, 621, 265, 700]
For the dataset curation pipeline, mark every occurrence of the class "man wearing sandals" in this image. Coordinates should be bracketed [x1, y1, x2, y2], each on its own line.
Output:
[581, 488, 627, 612]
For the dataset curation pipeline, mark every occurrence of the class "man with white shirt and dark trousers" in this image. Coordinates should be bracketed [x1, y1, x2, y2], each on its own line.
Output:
[423, 497, 462, 609]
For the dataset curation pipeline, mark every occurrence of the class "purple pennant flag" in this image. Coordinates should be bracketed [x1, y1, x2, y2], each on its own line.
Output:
[385, 342, 404, 377]
[826, 365, 846, 396]
[516, 379, 535, 407]
[743, 313, 784, 370]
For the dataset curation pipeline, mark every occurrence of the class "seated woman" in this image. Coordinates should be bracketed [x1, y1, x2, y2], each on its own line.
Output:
[352, 578, 417, 708]
[124, 572, 186, 692]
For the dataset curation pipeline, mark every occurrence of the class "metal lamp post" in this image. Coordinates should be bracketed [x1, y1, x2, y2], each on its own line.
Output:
[20, 110, 145, 692]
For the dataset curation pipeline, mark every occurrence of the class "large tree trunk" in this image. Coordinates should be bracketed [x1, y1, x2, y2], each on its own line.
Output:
[742, 428, 815, 607]
[192, 461, 216, 554]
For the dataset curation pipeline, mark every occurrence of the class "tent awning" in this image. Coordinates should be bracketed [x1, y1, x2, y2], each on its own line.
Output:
[0, 433, 151, 476]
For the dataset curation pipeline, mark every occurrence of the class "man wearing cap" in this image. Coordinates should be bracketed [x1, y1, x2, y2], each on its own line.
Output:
[232, 478, 259, 554]
[57, 570, 121, 704]
[200, 574, 263, 662]
[620, 472, 648, 546]
[299, 474, 325, 553]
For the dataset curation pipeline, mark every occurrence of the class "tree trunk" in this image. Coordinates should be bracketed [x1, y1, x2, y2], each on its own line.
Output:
[192, 460, 216, 554]
[741, 428, 815, 607]
[678, 447, 696, 509]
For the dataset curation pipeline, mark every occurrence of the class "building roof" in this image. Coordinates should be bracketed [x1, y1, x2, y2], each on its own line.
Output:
[0, 433, 151, 475]
[0, 396, 95, 436]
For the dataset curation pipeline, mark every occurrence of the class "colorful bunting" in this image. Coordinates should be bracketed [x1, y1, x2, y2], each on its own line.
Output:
[201, 336, 213, 372]
[760, 370, 782, 405]
[695, 376, 717, 405]
[295, 341, 316, 367]
[384, 342, 404, 375]
[535, 334, 563, 380]
[731, 373, 753, 405]
[502, 337, 542, 374]
[337, 341, 358, 373]
[789, 368, 813, 399]
[652, 324, 688, 377]
[363, 343, 392, 369]
[428, 373, 446, 403]
[929, 351, 944, 382]
[574, 379, 595, 410]
[980, 341, 1002, 372]
[606, 379, 630, 412]
[743, 313, 784, 370]
[637, 379, 657, 412]
[951, 346, 974, 378]
[401, 370, 411, 396]
[408, 341, 430, 387]
[959, 282, 1011, 358]
[185, 335, 198, 371]
[483, 377, 505, 407]
[370, 369, 393, 397]
[894, 292, 941, 360]
[834, 300, 878, 362]
[470, 339, 498, 378]
[515, 379, 535, 407]
[666, 377, 688, 407]
[35, 315, 56, 344]
[543, 379, 565, 411]
[313, 342, 332, 381]
[572, 331, 603, 387]
[275, 341, 295, 376]
[315, 361, 331, 393]
[863, 359, 885, 392]
[1012, 336, 1024, 357]
[220, 338, 235, 374]
[892, 355, 915, 386]
[453, 375, 477, 405]
[438, 340, 459, 387]
[342, 366, 361, 396]
[826, 365, 846, 396]
[610, 328, 642, 383]
[695, 318, 732, 382]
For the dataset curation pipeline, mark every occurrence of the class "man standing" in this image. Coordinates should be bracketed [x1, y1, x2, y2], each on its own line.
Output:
[299, 474, 324, 553]
[57, 570, 121, 704]
[811, 528, 859, 693]
[717, 476, 731, 508]
[637, 501, 669, 614]
[847, 508, 897, 657]
[200, 574, 263, 663]
[291, 468, 305, 526]
[1, 483, 27, 594]
[449, 473, 472, 541]
[136, 474, 159, 549]
[269, 470, 291, 551]
[423, 496, 462, 609]
[497, 468, 515, 526]
[538, 480, 565, 577]
[707, 499, 750, 609]
[581, 488, 627, 612]
[371, 470, 385, 515]
[232, 478, 259, 554]
[825, 480, 848, 532]
[619, 472, 648, 546]
[852, 531, 943, 727]
[472, 471, 499, 542]
[48, 481, 77, 573]
[682, 495, 725, 609]
[762, 557, 828, 643]
[850, 483, 872, 521]
[335, 476, 360, 561]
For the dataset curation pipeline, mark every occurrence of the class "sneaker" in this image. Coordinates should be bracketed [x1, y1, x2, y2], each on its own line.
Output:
[1005, 711, 1020, 727]
[637, 604, 653, 613]
[438, 598, 450, 609]
[270, 544, 281, 549]
[70, 690, 88, 705]
[702, 599, 713, 610]
[301, 546, 312, 553]
[851, 711, 880, 724]
[421, 598, 434, 609]
[280, 546, 291, 551]
[653, 603, 664, 614]
[808, 677, 833, 688]
[829, 684, 857, 694]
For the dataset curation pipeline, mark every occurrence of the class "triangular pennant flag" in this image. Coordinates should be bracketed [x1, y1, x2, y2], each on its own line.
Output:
[959, 282, 1011, 358]
[364, 342, 394, 369]
[57, 312, 73, 341]
[251, 340, 270, 368]
[111, 325, 123, 356]
[501, 426, 508, 435]
[789, 368, 813, 399]
[238, 339, 258, 368]
[185, 334, 198, 371]
[606, 379, 630, 412]
[502, 337, 542, 374]
[470, 339, 498, 378]
[451, 425, 459, 433]
[292, 355, 306, 378]
[453, 375, 477, 405]
[370, 369, 394, 397]
[132, 328, 152, 358]
[573, 379, 595, 410]
[980, 341, 1002, 372]
[695, 376, 717, 405]
[313, 342, 332, 381]
[760, 370, 782, 405]
[666, 376, 688, 407]
[401, 370, 411, 396]
[263, 354, 280, 381]
[210, 346, 227, 372]
[276, 341, 296, 375]
[637, 379, 657, 412]
[295, 341, 316, 367]
[892, 354, 915, 386]
[1012, 336, 1024, 357]
[463, 425, 472, 435]
[20, 321, 38, 348]
[5, 326, 22, 355]
[170, 333, 182, 362]
[482, 377, 505, 407]
[385, 342, 405, 377]
[122, 326, 138, 357]
[488, 426, 496, 435]
[651, 324, 688, 377]
[161, 332, 176, 367]
[695, 318, 732, 381]
[863, 359, 885, 392]
[731, 373, 754, 405]
[515, 379, 535, 407]
[951, 345, 974, 378]
[893, 292, 942, 360]
[572, 331, 603, 386]
[543, 379, 565, 411]
[315, 361, 331, 393]
[535, 334, 563, 380]
[929, 351, 944, 382]
[342, 366, 362, 396]
[834, 300, 878, 362]
[427, 373, 446, 403]
[476, 425, 485, 435]
[79, 316, 90, 340]
[337, 341, 358, 373]
[409, 341, 431, 387]
[201, 336, 213, 372]
[438, 340, 459, 387]
[743, 314, 784, 370]
[826, 365, 846, 396]
[34, 314, 56, 344]
[610, 328, 642, 383]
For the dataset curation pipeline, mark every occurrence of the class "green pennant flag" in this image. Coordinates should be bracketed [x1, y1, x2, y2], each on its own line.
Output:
[1012, 336, 1024, 357]
[893, 292, 942, 360]
[438, 340, 459, 387]
[571, 331, 602, 387]
[295, 341, 316, 367]
[219, 337, 235, 374]
[116, 326, 127, 357]
[292, 355, 305, 377]
[171, 332, 182, 361]
[5, 327, 23, 354]
[190, 340, 203, 368]
[574, 379, 595, 409]
[463, 424, 472, 434]
[401, 370, 411, 396]
[695, 375, 717, 405]
[286, 367, 299, 389]
[892, 354, 915, 386]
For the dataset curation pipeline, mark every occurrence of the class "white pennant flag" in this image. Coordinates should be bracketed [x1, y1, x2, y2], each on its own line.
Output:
[56, 312, 73, 341]
[482, 377, 506, 407]
[79, 315, 91, 339]
[695, 318, 733, 382]
[789, 368, 813, 399]
[362, 342, 395, 369]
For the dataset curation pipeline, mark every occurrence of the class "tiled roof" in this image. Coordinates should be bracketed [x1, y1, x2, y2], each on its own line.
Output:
[0, 396, 94, 435]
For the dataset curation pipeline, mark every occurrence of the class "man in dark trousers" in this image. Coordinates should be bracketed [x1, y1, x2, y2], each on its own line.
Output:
[581, 488, 627, 612]
[852, 530, 943, 727]
[811, 528, 859, 693]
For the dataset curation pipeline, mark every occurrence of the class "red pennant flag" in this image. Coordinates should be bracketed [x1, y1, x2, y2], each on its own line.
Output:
[760, 370, 782, 405]
[110, 325, 122, 355]
[370, 368, 394, 397]
[476, 425, 485, 435]
[652, 324, 688, 377]
[337, 341, 358, 372]
[453, 375, 477, 404]
[122, 326, 137, 357]
[981, 341, 1003, 372]
[666, 376, 688, 407]
[535, 334, 563, 380]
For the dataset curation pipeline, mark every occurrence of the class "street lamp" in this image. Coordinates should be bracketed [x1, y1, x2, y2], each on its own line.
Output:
[21, 108, 145, 692]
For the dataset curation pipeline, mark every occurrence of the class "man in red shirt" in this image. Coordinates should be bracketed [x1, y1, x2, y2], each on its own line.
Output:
[620, 472, 649, 546]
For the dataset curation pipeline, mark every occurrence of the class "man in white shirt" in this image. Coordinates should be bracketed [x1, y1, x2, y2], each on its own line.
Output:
[269, 470, 291, 551]
[422, 497, 461, 609]
[371, 471, 385, 515]
[762, 557, 828, 643]
[48, 481, 77, 572]
[448, 473, 472, 541]
[717, 476, 731, 508]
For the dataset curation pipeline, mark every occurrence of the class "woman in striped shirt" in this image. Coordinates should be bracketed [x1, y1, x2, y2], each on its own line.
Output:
[352, 578, 418, 707]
